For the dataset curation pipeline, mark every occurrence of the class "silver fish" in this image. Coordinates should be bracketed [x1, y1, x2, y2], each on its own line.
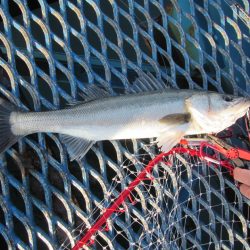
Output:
[1, 73, 249, 161]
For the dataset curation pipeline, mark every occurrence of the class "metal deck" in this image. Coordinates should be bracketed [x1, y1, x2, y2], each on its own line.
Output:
[0, 0, 249, 249]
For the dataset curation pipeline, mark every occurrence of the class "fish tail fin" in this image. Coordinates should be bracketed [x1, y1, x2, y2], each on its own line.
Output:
[0, 98, 22, 155]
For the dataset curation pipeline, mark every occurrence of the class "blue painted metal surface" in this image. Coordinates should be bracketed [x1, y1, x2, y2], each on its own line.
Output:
[0, 0, 249, 249]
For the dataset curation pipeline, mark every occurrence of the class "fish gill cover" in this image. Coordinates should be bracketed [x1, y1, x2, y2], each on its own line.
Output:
[0, 0, 249, 249]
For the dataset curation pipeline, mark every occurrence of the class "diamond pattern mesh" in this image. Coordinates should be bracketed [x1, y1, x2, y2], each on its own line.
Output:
[0, 0, 249, 249]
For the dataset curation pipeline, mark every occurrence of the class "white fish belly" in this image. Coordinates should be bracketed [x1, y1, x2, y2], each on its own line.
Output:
[58, 121, 165, 141]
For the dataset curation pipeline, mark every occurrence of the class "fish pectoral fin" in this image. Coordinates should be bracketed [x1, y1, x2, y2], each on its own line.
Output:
[60, 134, 95, 161]
[159, 113, 191, 125]
[157, 131, 185, 153]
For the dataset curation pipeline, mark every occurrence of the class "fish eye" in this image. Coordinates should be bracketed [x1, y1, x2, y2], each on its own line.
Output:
[223, 95, 233, 102]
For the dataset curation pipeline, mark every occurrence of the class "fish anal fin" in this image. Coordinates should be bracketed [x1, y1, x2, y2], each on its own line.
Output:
[60, 134, 95, 161]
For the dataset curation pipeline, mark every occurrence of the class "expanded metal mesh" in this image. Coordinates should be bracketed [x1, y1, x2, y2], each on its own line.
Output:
[0, 0, 249, 249]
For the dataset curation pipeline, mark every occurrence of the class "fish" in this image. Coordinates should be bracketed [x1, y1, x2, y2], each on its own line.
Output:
[0, 72, 249, 161]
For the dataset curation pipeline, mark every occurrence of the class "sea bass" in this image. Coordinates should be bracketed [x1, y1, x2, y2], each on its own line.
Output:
[0, 73, 249, 161]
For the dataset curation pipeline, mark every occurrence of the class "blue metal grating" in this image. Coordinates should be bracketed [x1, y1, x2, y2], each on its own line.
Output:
[0, 0, 249, 249]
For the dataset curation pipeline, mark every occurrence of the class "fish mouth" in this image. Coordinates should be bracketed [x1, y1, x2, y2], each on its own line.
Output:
[242, 98, 250, 108]
[234, 97, 250, 105]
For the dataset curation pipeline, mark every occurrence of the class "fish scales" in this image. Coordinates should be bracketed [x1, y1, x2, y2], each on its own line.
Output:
[11, 90, 190, 141]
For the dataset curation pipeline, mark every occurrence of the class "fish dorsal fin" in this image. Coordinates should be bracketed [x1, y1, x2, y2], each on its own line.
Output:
[68, 72, 168, 106]
[81, 84, 110, 101]
[129, 72, 168, 94]
[60, 134, 95, 161]
[67, 84, 110, 106]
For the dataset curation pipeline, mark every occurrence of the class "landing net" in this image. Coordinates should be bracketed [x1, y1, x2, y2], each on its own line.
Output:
[60, 125, 250, 250]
